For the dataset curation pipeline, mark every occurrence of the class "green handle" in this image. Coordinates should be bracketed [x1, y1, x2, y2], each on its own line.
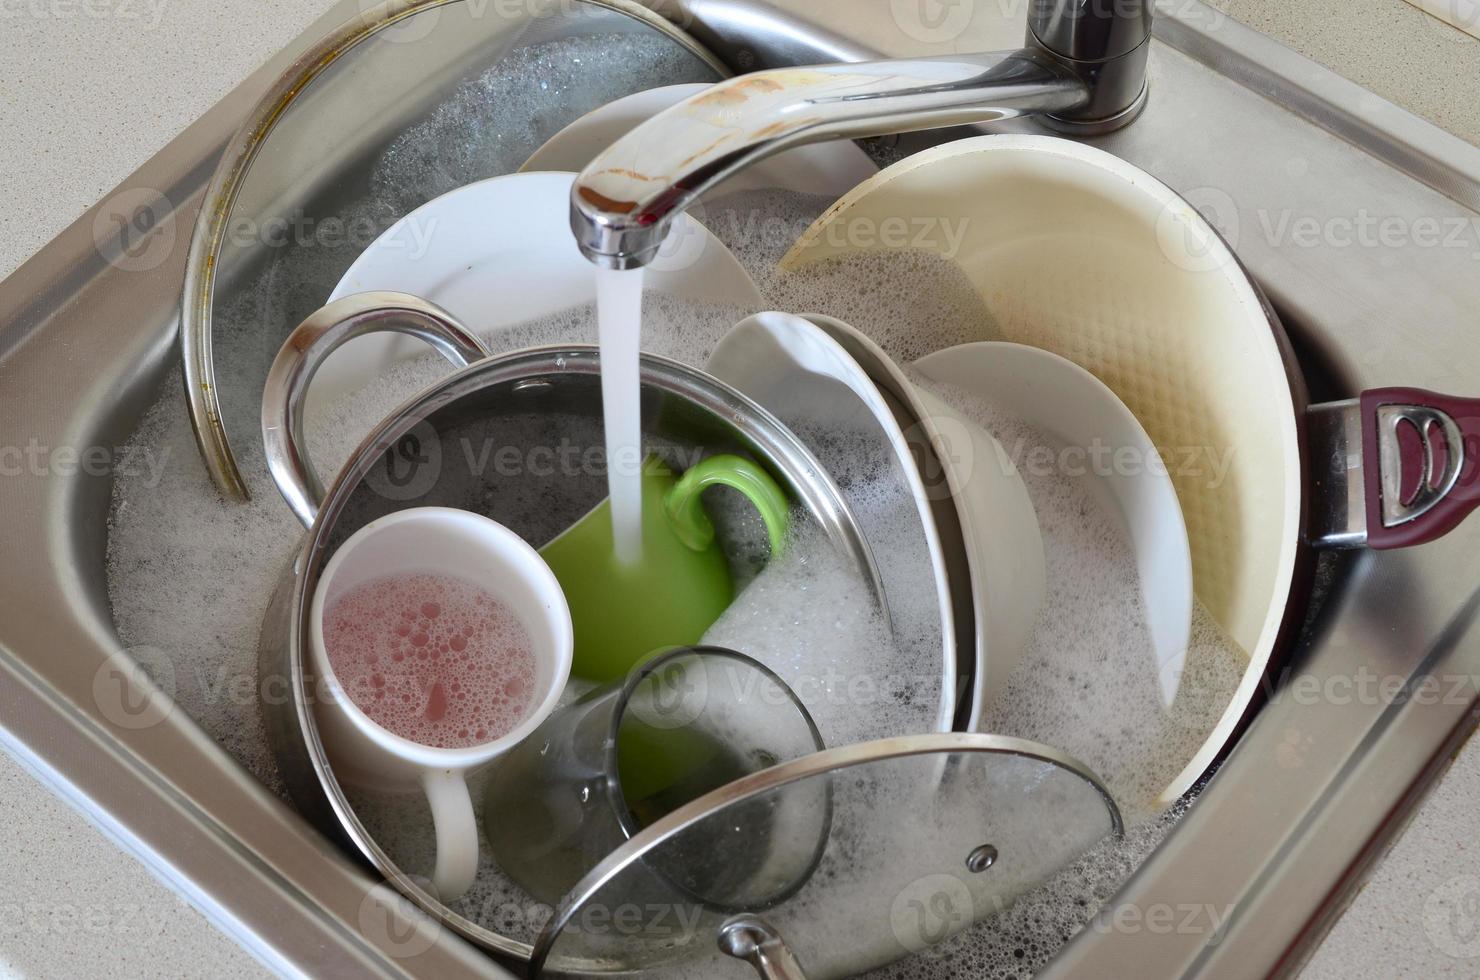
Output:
[663, 455, 790, 556]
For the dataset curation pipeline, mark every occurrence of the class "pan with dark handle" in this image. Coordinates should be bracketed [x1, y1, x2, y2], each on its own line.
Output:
[1309, 388, 1480, 550]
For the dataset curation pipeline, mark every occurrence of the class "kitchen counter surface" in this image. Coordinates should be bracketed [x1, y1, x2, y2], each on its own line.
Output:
[2, 1, 1478, 976]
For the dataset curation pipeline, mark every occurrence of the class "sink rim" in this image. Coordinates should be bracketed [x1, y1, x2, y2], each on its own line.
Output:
[2, 0, 1480, 976]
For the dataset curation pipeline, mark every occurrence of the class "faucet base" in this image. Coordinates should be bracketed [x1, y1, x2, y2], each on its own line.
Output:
[1038, 82, 1149, 136]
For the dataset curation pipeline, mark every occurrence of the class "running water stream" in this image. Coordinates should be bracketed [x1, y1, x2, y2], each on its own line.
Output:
[595, 266, 646, 563]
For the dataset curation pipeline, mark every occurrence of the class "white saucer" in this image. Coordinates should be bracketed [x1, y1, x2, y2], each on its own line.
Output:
[915, 342, 1194, 706]
[798, 315, 1047, 731]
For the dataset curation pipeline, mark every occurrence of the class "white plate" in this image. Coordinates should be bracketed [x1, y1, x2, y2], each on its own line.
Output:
[915, 342, 1193, 706]
[520, 83, 878, 200]
[800, 315, 1047, 731]
[311, 170, 763, 423]
[708, 311, 958, 735]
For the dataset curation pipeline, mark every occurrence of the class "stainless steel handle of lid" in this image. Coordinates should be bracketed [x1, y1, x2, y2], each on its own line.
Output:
[261, 291, 492, 528]
[719, 916, 809, 980]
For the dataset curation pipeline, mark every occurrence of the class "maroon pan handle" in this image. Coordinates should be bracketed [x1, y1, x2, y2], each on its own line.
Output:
[1362, 387, 1480, 549]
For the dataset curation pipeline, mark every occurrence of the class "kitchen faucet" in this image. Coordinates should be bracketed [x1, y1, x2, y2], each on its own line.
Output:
[570, 0, 1153, 268]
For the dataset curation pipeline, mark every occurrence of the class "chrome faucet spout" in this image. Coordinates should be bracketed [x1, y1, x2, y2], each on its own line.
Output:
[571, 0, 1152, 269]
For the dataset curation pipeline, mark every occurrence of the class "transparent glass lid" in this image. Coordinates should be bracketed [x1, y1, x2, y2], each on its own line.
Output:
[530, 733, 1121, 980]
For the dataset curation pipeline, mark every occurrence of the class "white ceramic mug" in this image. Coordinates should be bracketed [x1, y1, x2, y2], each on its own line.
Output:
[309, 507, 573, 901]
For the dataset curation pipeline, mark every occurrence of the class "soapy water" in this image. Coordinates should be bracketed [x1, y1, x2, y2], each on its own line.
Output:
[105, 83, 1253, 968]
[323, 572, 537, 750]
[701, 523, 930, 749]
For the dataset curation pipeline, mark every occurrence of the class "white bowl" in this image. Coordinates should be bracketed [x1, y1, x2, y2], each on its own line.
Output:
[914, 342, 1194, 706]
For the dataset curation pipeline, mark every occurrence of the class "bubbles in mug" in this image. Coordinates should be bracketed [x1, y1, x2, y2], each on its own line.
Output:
[322, 572, 536, 749]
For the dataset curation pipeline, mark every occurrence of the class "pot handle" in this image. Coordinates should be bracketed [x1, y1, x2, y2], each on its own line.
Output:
[1354, 388, 1480, 549]
[262, 291, 492, 528]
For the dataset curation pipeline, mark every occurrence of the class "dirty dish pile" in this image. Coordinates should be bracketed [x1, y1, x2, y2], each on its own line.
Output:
[108, 76, 1291, 980]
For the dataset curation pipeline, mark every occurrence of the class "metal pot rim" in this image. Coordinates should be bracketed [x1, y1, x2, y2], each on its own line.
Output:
[273, 344, 888, 962]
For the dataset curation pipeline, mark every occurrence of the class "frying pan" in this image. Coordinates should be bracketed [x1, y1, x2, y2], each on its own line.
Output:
[781, 134, 1480, 803]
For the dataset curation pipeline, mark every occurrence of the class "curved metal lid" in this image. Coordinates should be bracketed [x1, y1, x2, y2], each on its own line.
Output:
[180, 0, 727, 500]
[529, 732, 1121, 978]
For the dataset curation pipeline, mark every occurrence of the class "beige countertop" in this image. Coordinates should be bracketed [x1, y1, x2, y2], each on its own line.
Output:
[2, 1, 1478, 977]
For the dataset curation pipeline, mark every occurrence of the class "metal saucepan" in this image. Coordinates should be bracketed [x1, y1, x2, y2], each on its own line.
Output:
[254, 291, 887, 961]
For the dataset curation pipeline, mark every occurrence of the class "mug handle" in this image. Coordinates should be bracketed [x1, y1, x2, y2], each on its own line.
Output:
[261, 291, 492, 528]
[664, 455, 791, 554]
[422, 768, 479, 902]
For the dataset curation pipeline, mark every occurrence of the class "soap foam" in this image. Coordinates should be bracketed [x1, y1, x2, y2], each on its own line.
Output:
[701, 522, 934, 748]
[914, 376, 1245, 825]
[323, 572, 537, 749]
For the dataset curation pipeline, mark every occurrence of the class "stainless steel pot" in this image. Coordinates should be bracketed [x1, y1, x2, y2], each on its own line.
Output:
[255, 291, 885, 961]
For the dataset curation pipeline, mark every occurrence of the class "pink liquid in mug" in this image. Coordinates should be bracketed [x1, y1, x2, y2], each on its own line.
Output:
[322, 572, 538, 750]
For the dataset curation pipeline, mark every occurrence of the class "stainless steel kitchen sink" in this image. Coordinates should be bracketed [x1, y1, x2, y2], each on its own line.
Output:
[3, 0, 1479, 977]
